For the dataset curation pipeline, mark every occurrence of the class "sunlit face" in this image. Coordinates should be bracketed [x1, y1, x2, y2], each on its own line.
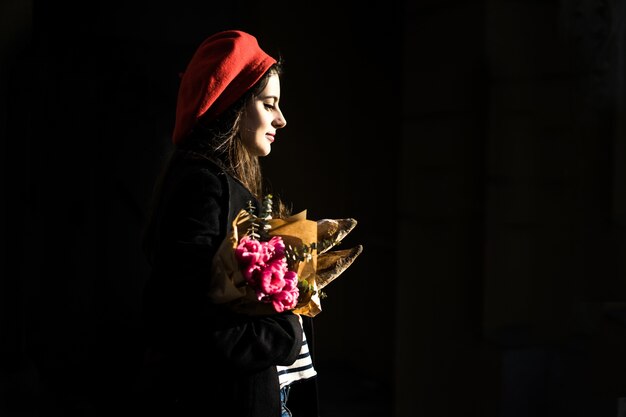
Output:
[240, 73, 287, 157]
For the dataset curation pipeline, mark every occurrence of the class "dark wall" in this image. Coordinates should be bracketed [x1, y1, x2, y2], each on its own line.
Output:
[3, 1, 626, 417]
[394, 2, 626, 417]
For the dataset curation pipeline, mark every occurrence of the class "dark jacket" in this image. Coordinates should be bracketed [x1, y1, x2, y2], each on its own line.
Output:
[139, 152, 319, 417]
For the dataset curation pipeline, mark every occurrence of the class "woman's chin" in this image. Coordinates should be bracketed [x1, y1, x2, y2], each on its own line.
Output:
[258, 147, 272, 157]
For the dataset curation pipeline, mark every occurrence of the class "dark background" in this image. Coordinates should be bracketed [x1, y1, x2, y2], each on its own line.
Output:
[3, 1, 626, 417]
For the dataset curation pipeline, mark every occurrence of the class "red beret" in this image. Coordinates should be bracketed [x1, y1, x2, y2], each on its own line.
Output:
[172, 30, 277, 144]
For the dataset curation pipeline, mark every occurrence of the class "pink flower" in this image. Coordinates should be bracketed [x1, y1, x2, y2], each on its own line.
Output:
[234, 234, 300, 313]
[282, 271, 298, 291]
[235, 236, 265, 280]
[256, 258, 288, 295]
[271, 280, 299, 312]
[267, 236, 286, 259]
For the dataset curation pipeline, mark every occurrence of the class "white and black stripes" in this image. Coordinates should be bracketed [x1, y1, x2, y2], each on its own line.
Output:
[276, 317, 317, 388]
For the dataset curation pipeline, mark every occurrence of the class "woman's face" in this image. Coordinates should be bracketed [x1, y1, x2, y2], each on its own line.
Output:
[240, 73, 287, 157]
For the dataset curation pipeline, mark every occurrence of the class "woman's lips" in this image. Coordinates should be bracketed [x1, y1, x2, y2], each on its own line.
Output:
[266, 133, 275, 143]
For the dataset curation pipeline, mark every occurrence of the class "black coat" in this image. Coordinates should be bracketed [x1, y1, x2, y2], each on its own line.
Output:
[139, 152, 319, 417]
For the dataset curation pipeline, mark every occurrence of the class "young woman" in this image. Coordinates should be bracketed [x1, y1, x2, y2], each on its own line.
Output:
[139, 30, 319, 417]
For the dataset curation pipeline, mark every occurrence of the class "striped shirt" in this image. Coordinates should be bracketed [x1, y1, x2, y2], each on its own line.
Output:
[276, 316, 317, 388]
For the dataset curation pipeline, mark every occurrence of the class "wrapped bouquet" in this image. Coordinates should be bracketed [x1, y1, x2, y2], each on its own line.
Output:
[208, 195, 362, 317]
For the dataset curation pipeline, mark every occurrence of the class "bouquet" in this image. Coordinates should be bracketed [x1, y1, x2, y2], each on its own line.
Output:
[208, 195, 362, 317]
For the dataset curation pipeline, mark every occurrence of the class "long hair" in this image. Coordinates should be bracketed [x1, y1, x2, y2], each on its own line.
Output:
[141, 61, 289, 261]
[177, 60, 284, 199]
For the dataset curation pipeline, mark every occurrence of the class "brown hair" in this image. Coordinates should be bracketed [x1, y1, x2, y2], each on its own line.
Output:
[142, 62, 290, 260]
[176, 61, 283, 200]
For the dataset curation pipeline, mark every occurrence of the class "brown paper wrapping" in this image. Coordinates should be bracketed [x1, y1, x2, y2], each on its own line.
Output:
[208, 205, 364, 317]
[208, 209, 323, 317]
[208, 210, 274, 315]
[268, 210, 320, 317]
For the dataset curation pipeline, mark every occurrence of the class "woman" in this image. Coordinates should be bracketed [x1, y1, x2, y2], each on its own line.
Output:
[139, 30, 319, 417]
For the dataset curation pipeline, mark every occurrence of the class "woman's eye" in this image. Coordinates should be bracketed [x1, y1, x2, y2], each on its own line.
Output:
[264, 103, 275, 110]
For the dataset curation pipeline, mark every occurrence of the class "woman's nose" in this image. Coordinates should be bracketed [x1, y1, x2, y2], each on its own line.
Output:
[274, 109, 287, 129]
